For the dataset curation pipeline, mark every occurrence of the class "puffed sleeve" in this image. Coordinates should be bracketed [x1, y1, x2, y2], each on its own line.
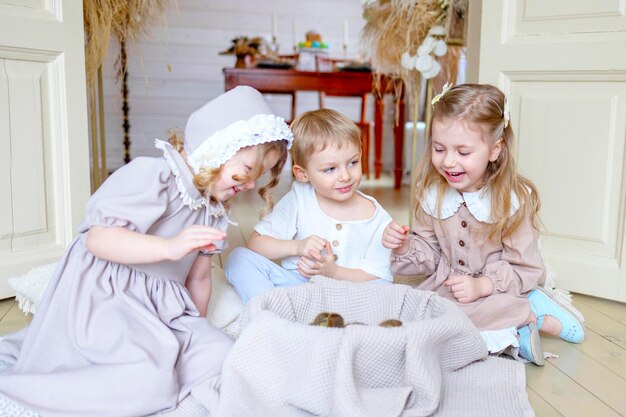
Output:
[78, 157, 172, 234]
[253, 187, 298, 239]
[359, 209, 393, 281]
[481, 213, 545, 296]
[391, 209, 441, 277]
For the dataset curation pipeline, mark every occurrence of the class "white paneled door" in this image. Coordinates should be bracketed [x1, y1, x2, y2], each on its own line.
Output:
[479, 0, 626, 301]
[0, 1, 90, 298]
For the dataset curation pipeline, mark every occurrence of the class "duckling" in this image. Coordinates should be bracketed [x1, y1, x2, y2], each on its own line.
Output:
[311, 312, 345, 328]
[379, 319, 403, 327]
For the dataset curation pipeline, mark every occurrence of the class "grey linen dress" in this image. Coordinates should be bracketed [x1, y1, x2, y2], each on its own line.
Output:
[391, 187, 546, 331]
[0, 141, 233, 417]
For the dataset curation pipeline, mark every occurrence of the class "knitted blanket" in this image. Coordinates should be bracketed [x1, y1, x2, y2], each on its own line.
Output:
[190, 277, 533, 417]
[1, 277, 533, 417]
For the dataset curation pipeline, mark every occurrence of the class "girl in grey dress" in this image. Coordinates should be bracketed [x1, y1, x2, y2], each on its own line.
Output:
[0, 86, 293, 417]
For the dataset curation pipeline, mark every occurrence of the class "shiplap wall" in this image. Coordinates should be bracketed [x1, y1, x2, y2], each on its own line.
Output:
[100, 0, 400, 172]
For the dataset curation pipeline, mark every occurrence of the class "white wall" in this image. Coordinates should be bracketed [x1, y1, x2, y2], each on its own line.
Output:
[100, 0, 399, 172]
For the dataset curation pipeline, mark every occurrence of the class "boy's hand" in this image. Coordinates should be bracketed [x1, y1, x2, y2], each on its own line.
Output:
[382, 221, 410, 254]
[166, 225, 226, 260]
[296, 235, 327, 259]
[443, 275, 493, 304]
[297, 241, 337, 278]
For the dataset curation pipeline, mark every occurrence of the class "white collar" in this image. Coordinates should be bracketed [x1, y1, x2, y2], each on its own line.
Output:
[421, 184, 519, 223]
[154, 139, 225, 216]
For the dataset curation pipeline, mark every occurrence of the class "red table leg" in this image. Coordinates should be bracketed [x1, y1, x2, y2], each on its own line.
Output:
[393, 98, 405, 190]
[374, 97, 384, 179]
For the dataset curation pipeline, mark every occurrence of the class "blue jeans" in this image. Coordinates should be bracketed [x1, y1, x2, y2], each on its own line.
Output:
[224, 247, 309, 304]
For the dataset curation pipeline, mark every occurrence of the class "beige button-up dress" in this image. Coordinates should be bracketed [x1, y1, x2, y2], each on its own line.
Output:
[391, 187, 545, 331]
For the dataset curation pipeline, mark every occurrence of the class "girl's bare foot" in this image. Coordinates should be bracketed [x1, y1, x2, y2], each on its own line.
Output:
[539, 315, 562, 337]
[528, 288, 585, 343]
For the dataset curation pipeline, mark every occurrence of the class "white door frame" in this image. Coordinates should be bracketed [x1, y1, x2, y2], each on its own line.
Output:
[0, 0, 91, 298]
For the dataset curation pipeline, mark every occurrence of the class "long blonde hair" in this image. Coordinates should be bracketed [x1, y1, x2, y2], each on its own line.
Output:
[168, 130, 288, 214]
[414, 84, 540, 239]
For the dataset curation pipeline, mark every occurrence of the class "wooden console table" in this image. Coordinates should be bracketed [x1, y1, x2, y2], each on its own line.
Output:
[223, 67, 405, 189]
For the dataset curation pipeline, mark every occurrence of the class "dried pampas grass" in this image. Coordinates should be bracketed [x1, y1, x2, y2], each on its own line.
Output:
[361, 0, 467, 117]
[83, 0, 173, 188]
[362, 0, 445, 76]
[83, 0, 173, 90]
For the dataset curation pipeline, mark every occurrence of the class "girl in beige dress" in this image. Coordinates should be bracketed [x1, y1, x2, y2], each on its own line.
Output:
[383, 83, 584, 366]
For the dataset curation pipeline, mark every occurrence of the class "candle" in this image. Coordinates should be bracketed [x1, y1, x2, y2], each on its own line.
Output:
[343, 19, 348, 47]
[292, 20, 297, 49]
[271, 13, 277, 39]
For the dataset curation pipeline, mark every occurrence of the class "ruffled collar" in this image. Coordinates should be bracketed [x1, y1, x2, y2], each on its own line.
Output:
[154, 139, 225, 216]
[187, 114, 293, 174]
[421, 184, 519, 223]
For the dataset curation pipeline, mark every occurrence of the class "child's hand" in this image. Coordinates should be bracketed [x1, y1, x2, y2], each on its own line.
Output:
[296, 235, 327, 259]
[382, 221, 410, 253]
[166, 225, 227, 260]
[444, 275, 493, 304]
[297, 241, 337, 278]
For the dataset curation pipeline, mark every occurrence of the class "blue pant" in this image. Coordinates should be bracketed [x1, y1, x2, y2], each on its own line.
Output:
[225, 247, 309, 304]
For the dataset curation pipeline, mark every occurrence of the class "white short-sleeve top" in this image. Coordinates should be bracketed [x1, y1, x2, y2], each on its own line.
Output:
[254, 182, 393, 281]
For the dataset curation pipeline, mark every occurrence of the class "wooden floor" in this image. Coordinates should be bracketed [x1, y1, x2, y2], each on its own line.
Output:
[1, 174, 625, 417]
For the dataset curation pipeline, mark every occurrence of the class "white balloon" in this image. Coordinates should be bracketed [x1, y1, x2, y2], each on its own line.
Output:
[433, 40, 448, 57]
[415, 54, 434, 72]
[417, 36, 436, 56]
[428, 25, 446, 36]
[411, 54, 419, 69]
[401, 52, 413, 70]
[421, 60, 441, 79]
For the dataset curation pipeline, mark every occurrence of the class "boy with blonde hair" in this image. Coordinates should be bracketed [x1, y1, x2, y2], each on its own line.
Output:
[225, 108, 393, 303]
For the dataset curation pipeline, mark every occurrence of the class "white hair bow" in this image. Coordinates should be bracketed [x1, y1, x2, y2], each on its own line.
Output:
[503, 96, 510, 128]
[431, 82, 453, 107]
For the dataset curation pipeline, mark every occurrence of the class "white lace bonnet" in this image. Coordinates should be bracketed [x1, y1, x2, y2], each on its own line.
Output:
[184, 86, 293, 174]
